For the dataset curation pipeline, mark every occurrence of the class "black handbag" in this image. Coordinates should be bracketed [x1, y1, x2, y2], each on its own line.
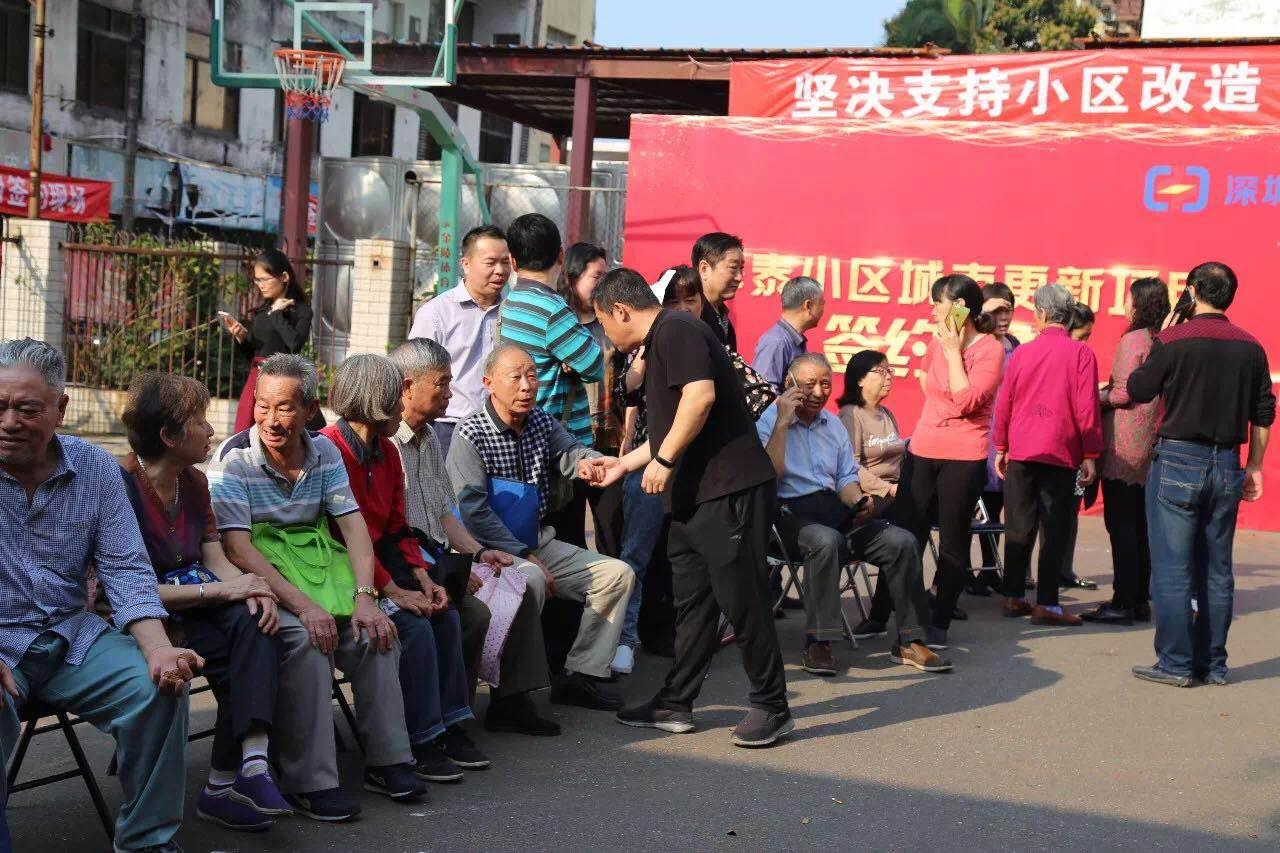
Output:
[429, 552, 473, 605]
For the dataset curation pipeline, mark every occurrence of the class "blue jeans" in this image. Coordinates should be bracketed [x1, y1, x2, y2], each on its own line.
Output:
[1146, 439, 1245, 679]
[389, 608, 474, 745]
[619, 470, 666, 648]
[0, 630, 188, 851]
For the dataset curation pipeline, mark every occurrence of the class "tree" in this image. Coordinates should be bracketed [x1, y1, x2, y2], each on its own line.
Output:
[883, 0, 1097, 54]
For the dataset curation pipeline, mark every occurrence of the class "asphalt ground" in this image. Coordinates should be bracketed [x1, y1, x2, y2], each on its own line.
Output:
[7, 516, 1280, 853]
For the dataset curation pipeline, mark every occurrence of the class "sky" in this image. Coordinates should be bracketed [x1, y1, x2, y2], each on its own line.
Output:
[594, 0, 910, 49]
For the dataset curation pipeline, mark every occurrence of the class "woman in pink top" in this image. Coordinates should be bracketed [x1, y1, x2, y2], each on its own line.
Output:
[1081, 278, 1170, 626]
[898, 275, 1004, 647]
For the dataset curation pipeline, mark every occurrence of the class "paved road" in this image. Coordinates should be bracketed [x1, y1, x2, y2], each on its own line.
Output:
[8, 518, 1280, 852]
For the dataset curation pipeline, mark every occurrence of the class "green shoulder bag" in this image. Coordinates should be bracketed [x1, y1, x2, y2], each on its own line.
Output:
[250, 520, 356, 617]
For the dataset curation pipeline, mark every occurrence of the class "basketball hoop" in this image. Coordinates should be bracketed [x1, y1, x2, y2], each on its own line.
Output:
[274, 48, 346, 122]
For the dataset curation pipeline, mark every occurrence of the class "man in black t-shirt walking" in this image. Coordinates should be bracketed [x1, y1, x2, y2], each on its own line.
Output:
[585, 268, 793, 747]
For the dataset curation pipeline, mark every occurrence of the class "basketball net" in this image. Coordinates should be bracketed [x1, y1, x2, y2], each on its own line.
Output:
[274, 48, 346, 122]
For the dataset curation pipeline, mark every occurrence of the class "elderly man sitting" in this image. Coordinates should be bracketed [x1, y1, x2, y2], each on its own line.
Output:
[209, 354, 425, 821]
[390, 339, 559, 736]
[446, 343, 634, 711]
[0, 338, 200, 853]
[757, 354, 951, 675]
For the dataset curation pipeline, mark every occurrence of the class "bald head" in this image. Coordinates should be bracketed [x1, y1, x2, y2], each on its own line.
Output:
[482, 343, 538, 425]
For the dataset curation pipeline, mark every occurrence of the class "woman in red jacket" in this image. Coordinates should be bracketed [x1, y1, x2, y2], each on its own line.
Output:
[897, 275, 1004, 649]
[320, 354, 489, 783]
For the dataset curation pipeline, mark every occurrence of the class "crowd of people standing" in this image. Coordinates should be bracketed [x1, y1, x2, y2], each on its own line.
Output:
[0, 213, 1272, 851]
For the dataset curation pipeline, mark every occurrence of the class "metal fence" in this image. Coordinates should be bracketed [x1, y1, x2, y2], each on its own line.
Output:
[60, 225, 350, 432]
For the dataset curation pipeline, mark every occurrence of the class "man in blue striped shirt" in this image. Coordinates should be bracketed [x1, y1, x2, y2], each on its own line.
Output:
[0, 338, 199, 853]
[497, 213, 604, 447]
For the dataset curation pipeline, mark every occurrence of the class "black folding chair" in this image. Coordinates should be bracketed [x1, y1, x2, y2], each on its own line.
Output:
[926, 496, 1006, 586]
[6, 701, 114, 843]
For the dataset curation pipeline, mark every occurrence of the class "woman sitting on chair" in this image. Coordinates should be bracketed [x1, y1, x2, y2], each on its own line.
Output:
[837, 349, 905, 519]
[120, 372, 291, 832]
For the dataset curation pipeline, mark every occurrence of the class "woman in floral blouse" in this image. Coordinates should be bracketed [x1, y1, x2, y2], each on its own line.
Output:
[1081, 278, 1170, 625]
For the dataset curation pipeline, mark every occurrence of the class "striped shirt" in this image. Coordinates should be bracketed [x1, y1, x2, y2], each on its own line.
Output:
[497, 277, 604, 446]
[0, 435, 167, 668]
[208, 426, 361, 531]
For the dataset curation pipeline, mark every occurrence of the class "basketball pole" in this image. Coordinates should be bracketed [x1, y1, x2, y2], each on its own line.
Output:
[281, 117, 315, 289]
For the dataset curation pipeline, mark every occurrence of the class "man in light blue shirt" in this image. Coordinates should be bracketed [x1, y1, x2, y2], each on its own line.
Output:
[756, 353, 950, 676]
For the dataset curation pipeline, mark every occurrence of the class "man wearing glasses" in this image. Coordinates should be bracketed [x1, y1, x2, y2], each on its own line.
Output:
[757, 354, 952, 676]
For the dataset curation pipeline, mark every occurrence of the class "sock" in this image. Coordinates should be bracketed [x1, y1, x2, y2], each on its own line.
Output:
[206, 768, 236, 792]
[1041, 604, 1063, 615]
[240, 731, 270, 777]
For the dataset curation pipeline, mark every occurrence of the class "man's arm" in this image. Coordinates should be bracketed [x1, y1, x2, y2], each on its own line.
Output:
[222, 530, 319, 616]
[757, 405, 788, 478]
[1245, 426, 1270, 501]
[547, 302, 605, 383]
[751, 331, 787, 393]
[547, 416, 603, 477]
[445, 432, 532, 556]
[658, 379, 715, 463]
[1245, 349, 1276, 501]
[1126, 337, 1169, 404]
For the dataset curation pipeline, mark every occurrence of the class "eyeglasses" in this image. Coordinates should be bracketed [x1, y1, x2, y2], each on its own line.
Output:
[869, 366, 892, 377]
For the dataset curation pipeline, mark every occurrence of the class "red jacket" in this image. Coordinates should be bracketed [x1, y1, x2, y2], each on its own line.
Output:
[993, 326, 1103, 469]
[321, 424, 428, 592]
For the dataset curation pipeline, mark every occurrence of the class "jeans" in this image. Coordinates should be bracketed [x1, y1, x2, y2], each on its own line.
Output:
[1146, 439, 1245, 679]
[1003, 460, 1077, 607]
[657, 482, 788, 715]
[0, 630, 188, 851]
[389, 608, 474, 745]
[1102, 478, 1151, 609]
[619, 470, 666, 648]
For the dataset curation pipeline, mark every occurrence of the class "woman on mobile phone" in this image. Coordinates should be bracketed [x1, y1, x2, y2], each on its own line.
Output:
[219, 249, 318, 433]
[895, 275, 1004, 649]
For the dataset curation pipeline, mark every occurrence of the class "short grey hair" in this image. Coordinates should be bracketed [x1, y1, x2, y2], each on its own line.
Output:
[257, 353, 319, 404]
[483, 342, 531, 377]
[328, 354, 403, 424]
[780, 276, 823, 310]
[0, 338, 66, 395]
[389, 338, 451, 380]
[1034, 284, 1076, 326]
[788, 352, 832, 375]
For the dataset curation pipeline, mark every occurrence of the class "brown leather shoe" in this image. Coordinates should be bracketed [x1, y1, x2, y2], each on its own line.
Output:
[1030, 605, 1083, 626]
[891, 642, 953, 673]
[801, 641, 838, 676]
[1002, 597, 1034, 617]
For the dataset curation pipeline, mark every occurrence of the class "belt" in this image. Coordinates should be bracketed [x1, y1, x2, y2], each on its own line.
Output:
[1157, 437, 1238, 451]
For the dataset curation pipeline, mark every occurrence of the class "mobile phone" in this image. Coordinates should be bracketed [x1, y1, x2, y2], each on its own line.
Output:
[784, 370, 798, 390]
[854, 494, 873, 513]
[1171, 285, 1194, 325]
[216, 310, 230, 317]
[948, 303, 971, 332]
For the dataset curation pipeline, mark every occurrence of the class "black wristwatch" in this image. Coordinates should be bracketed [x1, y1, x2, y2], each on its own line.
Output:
[654, 454, 675, 469]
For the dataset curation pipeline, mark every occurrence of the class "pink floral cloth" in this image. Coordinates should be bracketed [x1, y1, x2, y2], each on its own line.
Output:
[1101, 328, 1162, 485]
[471, 563, 528, 687]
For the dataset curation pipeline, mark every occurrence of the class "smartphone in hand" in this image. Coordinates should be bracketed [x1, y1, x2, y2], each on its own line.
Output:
[947, 303, 970, 332]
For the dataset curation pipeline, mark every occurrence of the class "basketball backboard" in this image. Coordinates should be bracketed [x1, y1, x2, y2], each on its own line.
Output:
[211, 0, 457, 91]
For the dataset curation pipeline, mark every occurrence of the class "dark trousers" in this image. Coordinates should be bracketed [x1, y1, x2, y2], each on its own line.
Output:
[389, 608, 473, 745]
[1002, 460, 1077, 607]
[638, 519, 677, 652]
[180, 602, 283, 772]
[1102, 477, 1151, 609]
[656, 482, 788, 714]
[896, 452, 987, 631]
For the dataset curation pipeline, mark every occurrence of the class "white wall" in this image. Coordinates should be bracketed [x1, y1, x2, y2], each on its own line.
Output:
[1141, 0, 1280, 37]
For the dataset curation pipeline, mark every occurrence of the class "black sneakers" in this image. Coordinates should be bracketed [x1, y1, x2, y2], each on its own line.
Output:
[484, 693, 562, 736]
[436, 725, 491, 769]
[730, 708, 795, 748]
[364, 763, 430, 799]
[615, 700, 695, 734]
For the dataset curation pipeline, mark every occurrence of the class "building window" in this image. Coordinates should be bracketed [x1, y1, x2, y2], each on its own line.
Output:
[492, 32, 521, 46]
[545, 26, 575, 46]
[456, 1, 475, 44]
[479, 112, 513, 163]
[184, 32, 240, 133]
[389, 1, 405, 38]
[0, 0, 29, 94]
[77, 1, 140, 113]
[352, 92, 396, 156]
[408, 15, 421, 42]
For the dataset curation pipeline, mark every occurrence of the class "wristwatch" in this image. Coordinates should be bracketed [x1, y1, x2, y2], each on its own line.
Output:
[354, 586, 379, 600]
[654, 454, 675, 469]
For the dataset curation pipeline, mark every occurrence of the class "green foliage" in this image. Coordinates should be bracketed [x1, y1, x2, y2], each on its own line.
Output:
[884, 0, 1098, 53]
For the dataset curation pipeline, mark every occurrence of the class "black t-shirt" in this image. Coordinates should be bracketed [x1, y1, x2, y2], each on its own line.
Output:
[643, 310, 775, 517]
[700, 300, 737, 352]
[240, 302, 314, 361]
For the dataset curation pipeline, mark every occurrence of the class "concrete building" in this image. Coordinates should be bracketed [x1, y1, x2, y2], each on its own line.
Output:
[1085, 0, 1143, 38]
[0, 0, 595, 233]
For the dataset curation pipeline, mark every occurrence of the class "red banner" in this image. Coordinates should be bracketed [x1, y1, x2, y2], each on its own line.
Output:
[622, 114, 1280, 530]
[729, 46, 1280, 128]
[0, 164, 111, 222]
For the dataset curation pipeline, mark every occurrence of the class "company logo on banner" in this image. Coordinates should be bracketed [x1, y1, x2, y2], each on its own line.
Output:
[729, 46, 1280, 128]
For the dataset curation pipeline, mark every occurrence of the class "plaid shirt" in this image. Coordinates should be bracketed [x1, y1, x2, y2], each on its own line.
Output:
[0, 435, 167, 668]
[393, 421, 454, 546]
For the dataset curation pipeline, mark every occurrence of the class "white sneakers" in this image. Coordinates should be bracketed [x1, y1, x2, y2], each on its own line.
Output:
[610, 644, 635, 674]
